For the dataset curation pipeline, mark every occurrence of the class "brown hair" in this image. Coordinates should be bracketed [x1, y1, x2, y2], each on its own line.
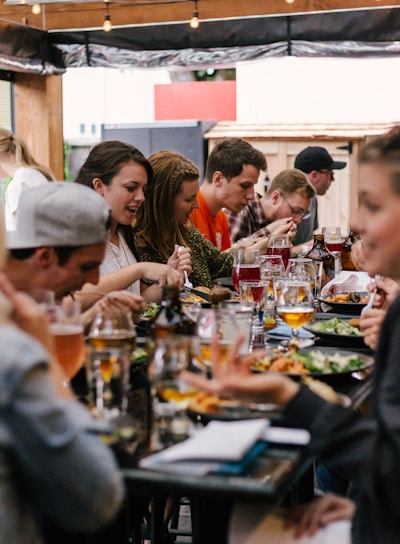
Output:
[359, 126, 400, 196]
[133, 150, 199, 261]
[204, 137, 267, 183]
[266, 168, 316, 199]
[0, 128, 54, 181]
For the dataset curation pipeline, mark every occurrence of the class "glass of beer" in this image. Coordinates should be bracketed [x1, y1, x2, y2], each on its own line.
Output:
[49, 299, 86, 380]
[88, 305, 136, 415]
[276, 281, 314, 344]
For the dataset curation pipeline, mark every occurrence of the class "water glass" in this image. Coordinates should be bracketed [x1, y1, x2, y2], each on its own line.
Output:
[218, 300, 254, 356]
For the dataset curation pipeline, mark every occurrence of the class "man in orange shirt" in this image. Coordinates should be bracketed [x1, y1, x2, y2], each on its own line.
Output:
[191, 138, 267, 251]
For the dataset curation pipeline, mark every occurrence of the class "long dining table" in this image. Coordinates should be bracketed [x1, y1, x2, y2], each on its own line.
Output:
[49, 310, 373, 544]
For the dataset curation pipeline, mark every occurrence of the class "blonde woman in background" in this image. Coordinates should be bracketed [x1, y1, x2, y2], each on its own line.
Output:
[0, 128, 55, 230]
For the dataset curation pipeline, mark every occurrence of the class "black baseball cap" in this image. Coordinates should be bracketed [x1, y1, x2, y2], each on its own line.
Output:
[294, 146, 347, 173]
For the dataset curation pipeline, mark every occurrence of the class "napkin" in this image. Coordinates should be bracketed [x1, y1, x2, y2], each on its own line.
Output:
[266, 324, 315, 340]
[229, 506, 352, 544]
[139, 419, 269, 475]
[321, 271, 370, 296]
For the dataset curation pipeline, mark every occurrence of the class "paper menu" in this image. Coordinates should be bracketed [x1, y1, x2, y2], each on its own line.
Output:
[142, 419, 269, 465]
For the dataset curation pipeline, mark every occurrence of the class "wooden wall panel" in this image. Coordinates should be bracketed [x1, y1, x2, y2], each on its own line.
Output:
[13, 73, 64, 180]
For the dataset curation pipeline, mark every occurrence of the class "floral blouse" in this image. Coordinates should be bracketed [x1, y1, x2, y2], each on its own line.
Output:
[137, 225, 234, 289]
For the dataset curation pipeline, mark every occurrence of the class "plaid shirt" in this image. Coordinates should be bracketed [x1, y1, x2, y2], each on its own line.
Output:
[224, 194, 271, 243]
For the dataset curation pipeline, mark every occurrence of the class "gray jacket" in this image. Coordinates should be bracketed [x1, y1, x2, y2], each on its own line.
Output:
[0, 324, 124, 543]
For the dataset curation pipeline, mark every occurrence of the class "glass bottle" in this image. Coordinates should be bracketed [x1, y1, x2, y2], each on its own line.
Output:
[305, 234, 336, 290]
[341, 230, 361, 271]
[150, 284, 196, 338]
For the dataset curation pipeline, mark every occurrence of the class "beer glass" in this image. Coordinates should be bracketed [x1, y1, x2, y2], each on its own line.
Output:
[49, 299, 86, 379]
[231, 247, 260, 293]
[276, 281, 314, 344]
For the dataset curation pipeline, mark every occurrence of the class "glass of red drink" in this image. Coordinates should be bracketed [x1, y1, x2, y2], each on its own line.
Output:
[266, 233, 291, 269]
[232, 248, 261, 293]
[322, 227, 343, 254]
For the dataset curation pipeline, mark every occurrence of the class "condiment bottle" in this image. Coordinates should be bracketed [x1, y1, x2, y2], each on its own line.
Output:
[341, 230, 361, 271]
[150, 284, 196, 338]
[305, 234, 336, 290]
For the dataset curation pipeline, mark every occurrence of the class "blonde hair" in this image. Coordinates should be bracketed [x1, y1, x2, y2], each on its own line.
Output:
[0, 128, 55, 181]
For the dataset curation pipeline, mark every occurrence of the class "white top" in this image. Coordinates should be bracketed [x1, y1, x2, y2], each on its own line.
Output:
[100, 231, 140, 295]
[5, 167, 49, 230]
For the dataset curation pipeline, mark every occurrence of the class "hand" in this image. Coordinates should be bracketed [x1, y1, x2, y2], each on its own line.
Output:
[368, 276, 399, 310]
[167, 245, 192, 275]
[0, 272, 55, 352]
[83, 291, 145, 328]
[351, 239, 367, 271]
[267, 217, 297, 239]
[181, 335, 299, 406]
[286, 493, 355, 538]
[359, 307, 386, 350]
[142, 262, 184, 290]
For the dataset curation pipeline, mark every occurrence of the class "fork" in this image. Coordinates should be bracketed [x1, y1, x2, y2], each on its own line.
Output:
[177, 246, 193, 289]
[361, 274, 382, 314]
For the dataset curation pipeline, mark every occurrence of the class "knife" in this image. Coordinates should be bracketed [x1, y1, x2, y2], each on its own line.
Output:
[183, 287, 210, 302]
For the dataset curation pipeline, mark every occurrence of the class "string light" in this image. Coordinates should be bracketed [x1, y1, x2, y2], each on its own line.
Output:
[31, 3, 41, 14]
[285, 0, 295, 4]
[189, 0, 199, 29]
[103, 1, 112, 32]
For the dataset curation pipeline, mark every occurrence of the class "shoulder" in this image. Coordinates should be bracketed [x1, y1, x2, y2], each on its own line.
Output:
[14, 167, 48, 185]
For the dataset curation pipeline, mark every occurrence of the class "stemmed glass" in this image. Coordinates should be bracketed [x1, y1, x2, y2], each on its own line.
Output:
[88, 305, 136, 418]
[266, 233, 291, 269]
[276, 281, 314, 344]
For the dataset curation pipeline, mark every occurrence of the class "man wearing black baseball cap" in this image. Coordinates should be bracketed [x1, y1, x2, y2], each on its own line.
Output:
[292, 146, 347, 251]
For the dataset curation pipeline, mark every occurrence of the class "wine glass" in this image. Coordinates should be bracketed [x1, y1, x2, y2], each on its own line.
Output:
[266, 233, 291, 269]
[231, 248, 260, 293]
[147, 336, 197, 441]
[276, 281, 314, 344]
[88, 305, 136, 417]
[49, 299, 86, 380]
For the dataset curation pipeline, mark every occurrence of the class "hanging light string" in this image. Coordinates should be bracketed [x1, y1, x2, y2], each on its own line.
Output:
[189, 0, 199, 28]
[103, 1, 112, 31]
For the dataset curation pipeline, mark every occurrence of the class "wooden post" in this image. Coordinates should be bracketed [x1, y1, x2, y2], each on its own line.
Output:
[13, 73, 64, 180]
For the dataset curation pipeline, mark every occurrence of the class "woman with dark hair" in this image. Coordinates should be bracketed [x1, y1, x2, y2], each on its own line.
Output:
[133, 149, 234, 289]
[75, 141, 189, 305]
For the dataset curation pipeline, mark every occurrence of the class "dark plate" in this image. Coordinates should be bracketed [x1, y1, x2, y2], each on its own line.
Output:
[187, 401, 277, 424]
[252, 347, 374, 384]
[319, 292, 369, 315]
[303, 324, 366, 349]
[213, 277, 234, 289]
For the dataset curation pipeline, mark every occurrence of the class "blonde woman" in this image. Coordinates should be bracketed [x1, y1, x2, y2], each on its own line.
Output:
[0, 127, 55, 230]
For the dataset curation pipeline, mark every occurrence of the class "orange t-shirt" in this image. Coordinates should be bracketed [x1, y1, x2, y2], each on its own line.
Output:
[190, 192, 232, 251]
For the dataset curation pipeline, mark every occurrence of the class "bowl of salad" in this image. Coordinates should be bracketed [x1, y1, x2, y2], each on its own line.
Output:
[304, 317, 366, 348]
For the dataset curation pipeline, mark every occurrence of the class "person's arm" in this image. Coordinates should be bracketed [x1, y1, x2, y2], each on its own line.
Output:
[79, 261, 184, 308]
[5, 328, 124, 532]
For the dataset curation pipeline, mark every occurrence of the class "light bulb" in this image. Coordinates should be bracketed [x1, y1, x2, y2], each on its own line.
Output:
[32, 3, 41, 14]
[103, 14, 112, 32]
[190, 12, 199, 29]
[286, 0, 295, 4]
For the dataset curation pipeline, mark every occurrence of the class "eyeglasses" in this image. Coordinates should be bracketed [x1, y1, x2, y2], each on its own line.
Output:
[280, 193, 311, 220]
[319, 169, 335, 181]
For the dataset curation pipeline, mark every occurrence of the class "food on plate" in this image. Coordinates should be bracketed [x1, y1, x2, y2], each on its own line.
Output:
[188, 391, 223, 414]
[252, 346, 367, 375]
[324, 291, 369, 304]
[131, 347, 148, 364]
[307, 317, 363, 337]
[209, 285, 231, 304]
[181, 293, 208, 303]
[348, 318, 361, 329]
[194, 286, 211, 295]
[142, 302, 160, 319]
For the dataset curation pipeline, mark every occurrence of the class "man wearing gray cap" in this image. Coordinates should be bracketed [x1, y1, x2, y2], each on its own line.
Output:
[292, 146, 347, 252]
[4, 182, 114, 300]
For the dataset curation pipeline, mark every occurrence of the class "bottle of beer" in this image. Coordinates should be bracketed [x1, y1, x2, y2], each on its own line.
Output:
[150, 284, 196, 338]
[342, 230, 361, 271]
[305, 234, 336, 289]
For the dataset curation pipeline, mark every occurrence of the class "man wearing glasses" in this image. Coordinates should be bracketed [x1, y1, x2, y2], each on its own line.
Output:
[293, 146, 347, 252]
[225, 168, 315, 244]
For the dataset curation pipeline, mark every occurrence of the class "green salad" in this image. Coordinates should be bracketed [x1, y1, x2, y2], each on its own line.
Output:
[295, 350, 366, 374]
[308, 318, 363, 337]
